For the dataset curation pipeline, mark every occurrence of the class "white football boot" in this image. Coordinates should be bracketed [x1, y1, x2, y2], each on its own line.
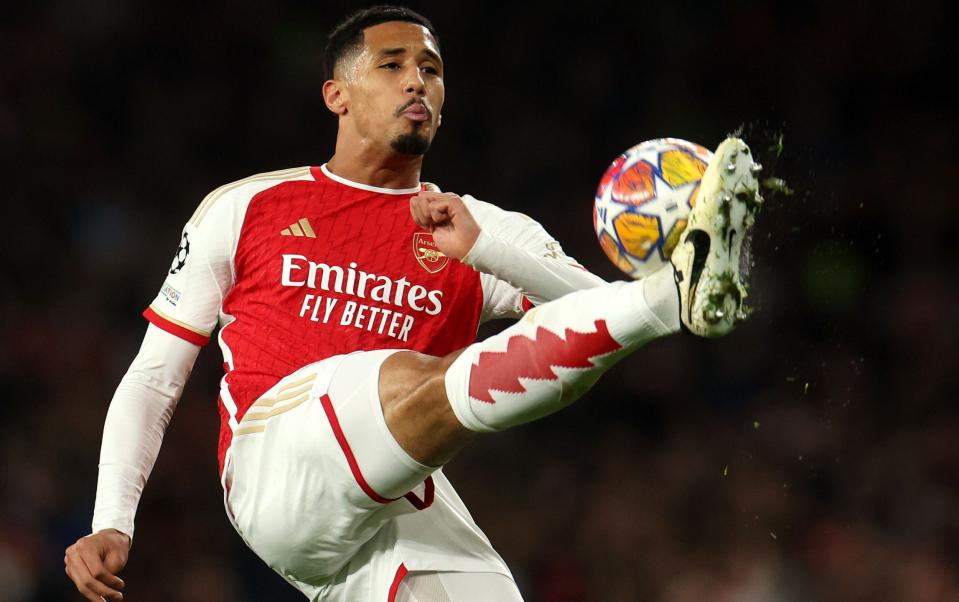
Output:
[670, 137, 763, 337]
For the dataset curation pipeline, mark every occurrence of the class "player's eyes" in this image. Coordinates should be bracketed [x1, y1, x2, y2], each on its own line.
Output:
[379, 62, 440, 77]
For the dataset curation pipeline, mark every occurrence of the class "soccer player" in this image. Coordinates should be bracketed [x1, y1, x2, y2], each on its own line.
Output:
[64, 6, 762, 601]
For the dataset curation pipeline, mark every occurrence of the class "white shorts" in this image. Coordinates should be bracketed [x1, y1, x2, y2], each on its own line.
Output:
[222, 350, 516, 601]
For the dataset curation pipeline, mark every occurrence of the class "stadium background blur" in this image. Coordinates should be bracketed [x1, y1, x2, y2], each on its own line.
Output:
[2, 1, 956, 600]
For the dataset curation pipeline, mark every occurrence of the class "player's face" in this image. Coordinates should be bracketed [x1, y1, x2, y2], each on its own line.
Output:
[342, 22, 444, 156]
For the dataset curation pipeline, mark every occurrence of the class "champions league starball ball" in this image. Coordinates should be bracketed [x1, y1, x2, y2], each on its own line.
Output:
[593, 138, 714, 279]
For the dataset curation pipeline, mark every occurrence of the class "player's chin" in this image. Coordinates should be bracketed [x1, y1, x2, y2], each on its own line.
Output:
[389, 131, 433, 156]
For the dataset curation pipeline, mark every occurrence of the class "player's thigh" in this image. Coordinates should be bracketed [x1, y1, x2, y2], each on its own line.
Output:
[225, 350, 437, 582]
[395, 571, 524, 602]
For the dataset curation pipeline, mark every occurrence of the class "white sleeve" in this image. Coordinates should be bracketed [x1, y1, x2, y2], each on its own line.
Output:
[143, 185, 242, 346]
[462, 196, 608, 321]
[91, 324, 200, 540]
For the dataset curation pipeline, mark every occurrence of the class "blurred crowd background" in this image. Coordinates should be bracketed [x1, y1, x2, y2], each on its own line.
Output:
[2, 1, 956, 600]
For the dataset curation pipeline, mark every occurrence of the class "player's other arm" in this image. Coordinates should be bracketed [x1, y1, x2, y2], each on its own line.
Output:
[65, 325, 200, 601]
[410, 190, 606, 305]
[66, 177, 243, 600]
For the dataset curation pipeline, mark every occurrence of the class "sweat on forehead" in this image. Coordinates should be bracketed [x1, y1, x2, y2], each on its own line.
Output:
[324, 5, 440, 80]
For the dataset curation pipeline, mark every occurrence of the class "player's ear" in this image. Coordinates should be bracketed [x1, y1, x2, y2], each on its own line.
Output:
[322, 79, 349, 116]
[437, 113, 442, 127]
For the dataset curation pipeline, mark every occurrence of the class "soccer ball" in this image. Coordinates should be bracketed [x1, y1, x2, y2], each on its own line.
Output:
[593, 138, 714, 279]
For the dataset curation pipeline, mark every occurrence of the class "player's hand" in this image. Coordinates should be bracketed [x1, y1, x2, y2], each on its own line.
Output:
[65, 529, 130, 601]
[409, 191, 481, 260]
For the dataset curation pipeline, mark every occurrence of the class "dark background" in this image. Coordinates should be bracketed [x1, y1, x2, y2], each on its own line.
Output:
[2, 1, 957, 600]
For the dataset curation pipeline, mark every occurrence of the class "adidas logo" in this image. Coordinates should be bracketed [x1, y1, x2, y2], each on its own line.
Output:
[281, 217, 316, 238]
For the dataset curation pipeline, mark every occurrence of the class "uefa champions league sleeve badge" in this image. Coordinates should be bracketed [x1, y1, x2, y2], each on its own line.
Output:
[170, 232, 190, 274]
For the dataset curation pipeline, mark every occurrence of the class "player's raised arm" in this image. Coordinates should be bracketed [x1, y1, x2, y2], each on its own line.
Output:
[410, 190, 606, 312]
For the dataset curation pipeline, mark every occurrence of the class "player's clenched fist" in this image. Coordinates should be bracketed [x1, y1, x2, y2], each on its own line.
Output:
[409, 191, 481, 261]
[65, 529, 129, 601]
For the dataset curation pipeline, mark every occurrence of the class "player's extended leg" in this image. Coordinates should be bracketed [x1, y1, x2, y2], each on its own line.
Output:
[380, 137, 762, 467]
[379, 265, 678, 466]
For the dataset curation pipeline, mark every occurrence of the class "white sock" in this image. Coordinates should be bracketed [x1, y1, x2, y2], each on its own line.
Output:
[445, 280, 674, 433]
[641, 264, 681, 333]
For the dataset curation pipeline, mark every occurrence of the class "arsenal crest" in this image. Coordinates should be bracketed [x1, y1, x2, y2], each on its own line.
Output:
[413, 232, 449, 273]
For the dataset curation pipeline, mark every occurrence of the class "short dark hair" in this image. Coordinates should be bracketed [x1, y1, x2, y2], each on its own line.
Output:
[324, 5, 439, 80]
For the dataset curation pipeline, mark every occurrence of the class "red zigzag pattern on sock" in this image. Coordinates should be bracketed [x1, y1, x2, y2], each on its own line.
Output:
[468, 319, 622, 404]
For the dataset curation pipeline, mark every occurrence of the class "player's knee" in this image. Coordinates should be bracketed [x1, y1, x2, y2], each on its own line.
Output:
[378, 350, 471, 466]
[379, 351, 453, 413]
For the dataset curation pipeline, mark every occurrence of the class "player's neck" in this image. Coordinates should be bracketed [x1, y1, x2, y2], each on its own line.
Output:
[326, 144, 422, 190]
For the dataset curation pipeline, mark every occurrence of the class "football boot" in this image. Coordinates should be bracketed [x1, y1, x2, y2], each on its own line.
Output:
[670, 137, 764, 337]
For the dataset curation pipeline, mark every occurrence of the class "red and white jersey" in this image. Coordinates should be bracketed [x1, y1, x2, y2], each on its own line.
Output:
[144, 165, 598, 471]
